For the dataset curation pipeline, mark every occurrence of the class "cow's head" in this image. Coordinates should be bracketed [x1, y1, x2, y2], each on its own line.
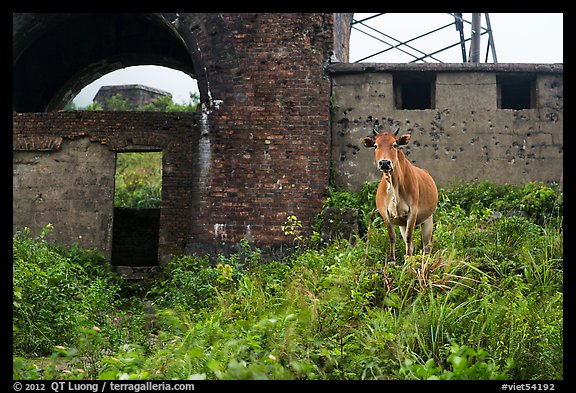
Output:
[362, 126, 411, 173]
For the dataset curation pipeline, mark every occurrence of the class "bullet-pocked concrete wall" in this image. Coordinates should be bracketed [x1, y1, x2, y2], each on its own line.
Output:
[327, 63, 563, 191]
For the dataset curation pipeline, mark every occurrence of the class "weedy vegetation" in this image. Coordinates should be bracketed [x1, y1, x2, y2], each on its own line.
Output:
[13, 180, 562, 380]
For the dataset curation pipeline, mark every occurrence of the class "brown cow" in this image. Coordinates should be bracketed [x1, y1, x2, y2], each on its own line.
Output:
[362, 126, 438, 263]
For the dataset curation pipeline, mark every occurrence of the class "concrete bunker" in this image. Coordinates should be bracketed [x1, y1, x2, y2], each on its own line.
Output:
[327, 62, 563, 192]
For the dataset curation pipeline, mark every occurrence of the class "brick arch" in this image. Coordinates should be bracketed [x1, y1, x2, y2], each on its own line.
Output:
[176, 13, 242, 106]
[13, 13, 196, 112]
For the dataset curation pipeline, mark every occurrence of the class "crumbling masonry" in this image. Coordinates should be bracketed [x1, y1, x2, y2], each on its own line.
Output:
[13, 13, 562, 270]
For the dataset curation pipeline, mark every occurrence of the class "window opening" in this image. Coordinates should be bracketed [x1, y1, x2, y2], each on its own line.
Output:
[497, 74, 535, 109]
[394, 73, 436, 110]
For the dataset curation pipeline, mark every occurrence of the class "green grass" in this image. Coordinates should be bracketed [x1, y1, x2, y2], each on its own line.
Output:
[13, 180, 563, 380]
[114, 152, 162, 208]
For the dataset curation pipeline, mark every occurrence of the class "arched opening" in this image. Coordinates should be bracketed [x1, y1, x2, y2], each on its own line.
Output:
[70, 65, 199, 110]
[13, 13, 196, 112]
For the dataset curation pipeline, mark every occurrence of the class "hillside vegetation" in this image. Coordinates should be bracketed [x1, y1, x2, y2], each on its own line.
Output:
[13, 180, 563, 380]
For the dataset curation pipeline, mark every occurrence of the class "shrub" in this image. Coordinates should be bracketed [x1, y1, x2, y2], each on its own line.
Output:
[148, 255, 223, 311]
[437, 180, 562, 226]
[13, 226, 122, 356]
[312, 181, 381, 244]
[114, 152, 162, 208]
[400, 342, 508, 380]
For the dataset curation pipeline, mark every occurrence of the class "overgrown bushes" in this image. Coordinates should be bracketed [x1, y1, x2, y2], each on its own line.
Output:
[114, 152, 163, 208]
[13, 226, 119, 357]
[13, 180, 563, 380]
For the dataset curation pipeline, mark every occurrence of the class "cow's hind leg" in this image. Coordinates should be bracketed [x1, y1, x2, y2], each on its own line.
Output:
[420, 216, 434, 254]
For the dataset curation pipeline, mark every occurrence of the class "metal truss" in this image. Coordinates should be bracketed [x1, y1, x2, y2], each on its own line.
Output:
[351, 13, 497, 63]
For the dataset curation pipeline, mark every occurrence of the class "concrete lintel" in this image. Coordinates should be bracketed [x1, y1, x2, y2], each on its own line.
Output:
[326, 62, 563, 75]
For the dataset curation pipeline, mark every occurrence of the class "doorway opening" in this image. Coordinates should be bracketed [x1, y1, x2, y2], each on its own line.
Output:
[111, 151, 163, 267]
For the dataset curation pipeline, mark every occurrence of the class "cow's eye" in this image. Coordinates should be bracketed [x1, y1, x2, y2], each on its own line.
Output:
[374, 144, 378, 149]
[392, 143, 398, 149]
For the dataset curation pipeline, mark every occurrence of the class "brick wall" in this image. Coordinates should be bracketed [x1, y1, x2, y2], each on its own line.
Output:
[13, 13, 336, 264]
[13, 111, 198, 264]
[180, 13, 333, 256]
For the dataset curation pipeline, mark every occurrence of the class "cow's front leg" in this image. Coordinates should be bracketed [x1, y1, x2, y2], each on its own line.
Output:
[399, 226, 414, 256]
[403, 213, 417, 257]
[385, 220, 396, 263]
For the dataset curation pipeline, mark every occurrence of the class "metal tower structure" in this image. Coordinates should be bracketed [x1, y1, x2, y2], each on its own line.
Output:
[351, 13, 497, 63]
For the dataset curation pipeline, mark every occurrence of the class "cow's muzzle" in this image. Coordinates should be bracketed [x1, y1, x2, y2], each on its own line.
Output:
[378, 159, 393, 172]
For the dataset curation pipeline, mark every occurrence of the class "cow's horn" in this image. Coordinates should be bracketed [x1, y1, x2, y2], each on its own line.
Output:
[372, 126, 380, 136]
[392, 125, 400, 137]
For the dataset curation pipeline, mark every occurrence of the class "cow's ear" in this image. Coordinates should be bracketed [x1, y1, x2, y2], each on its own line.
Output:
[362, 137, 375, 148]
[397, 134, 411, 146]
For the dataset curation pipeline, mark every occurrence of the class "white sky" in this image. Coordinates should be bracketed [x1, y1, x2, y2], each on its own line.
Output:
[349, 13, 563, 63]
[72, 13, 563, 107]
